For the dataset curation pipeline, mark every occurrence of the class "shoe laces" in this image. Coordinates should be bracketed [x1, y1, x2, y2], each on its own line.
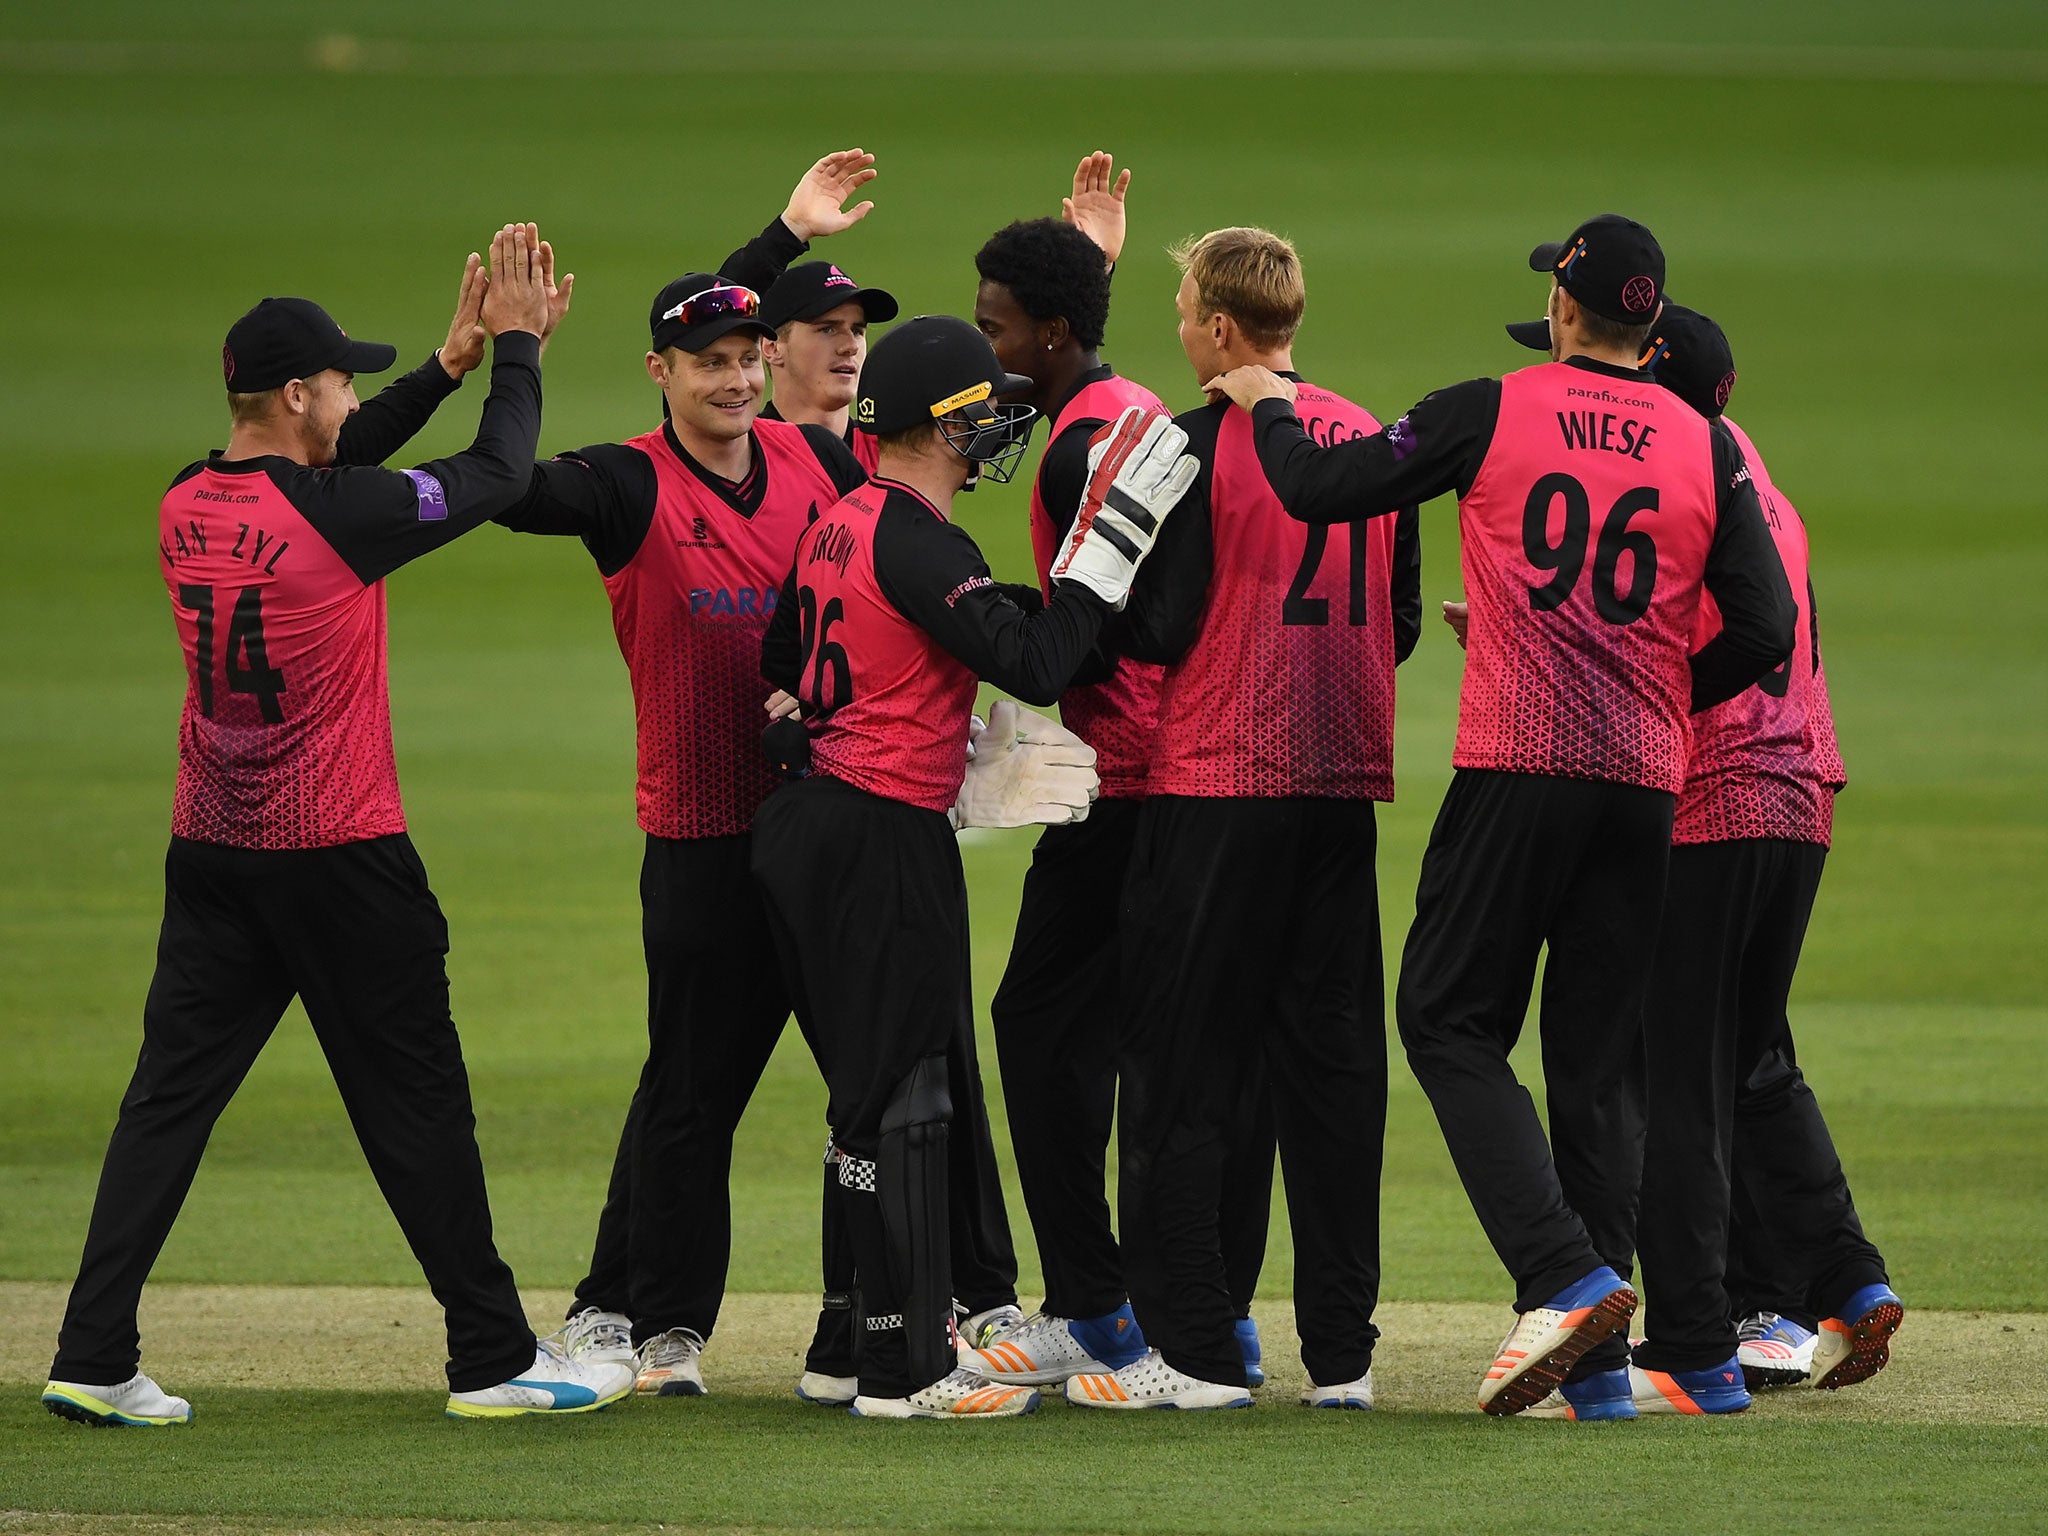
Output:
[1735, 1312, 1781, 1344]
[639, 1328, 705, 1367]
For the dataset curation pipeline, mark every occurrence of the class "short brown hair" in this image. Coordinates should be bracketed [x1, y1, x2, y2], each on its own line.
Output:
[1168, 226, 1305, 350]
[227, 388, 280, 425]
[1577, 307, 1654, 354]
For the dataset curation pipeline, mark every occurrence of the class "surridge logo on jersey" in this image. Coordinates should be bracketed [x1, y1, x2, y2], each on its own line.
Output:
[675, 513, 725, 550]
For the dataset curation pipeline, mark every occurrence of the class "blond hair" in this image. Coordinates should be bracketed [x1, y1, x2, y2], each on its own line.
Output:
[1168, 226, 1305, 350]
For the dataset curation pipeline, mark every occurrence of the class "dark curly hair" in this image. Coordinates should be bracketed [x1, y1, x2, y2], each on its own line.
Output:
[974, 218, 1113, 350]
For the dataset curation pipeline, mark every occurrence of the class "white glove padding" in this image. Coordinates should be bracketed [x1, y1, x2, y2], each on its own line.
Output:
[951, 699, 1100, 830]
[1049, 405, 1199, 610]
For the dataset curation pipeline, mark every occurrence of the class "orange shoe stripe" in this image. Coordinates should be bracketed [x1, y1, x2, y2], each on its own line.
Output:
[1644, 1370, 1705, 1415]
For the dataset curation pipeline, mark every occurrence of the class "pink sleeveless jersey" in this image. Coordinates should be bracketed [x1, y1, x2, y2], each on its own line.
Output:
[161, 466, 403, 849]
[1454, 363, 1717, 794]
[1675, 417, 1845, 845]
[605, 420, 842, 839]
[798, 481, 979, 812]
[1150, 386, 1400, 800]
[1028, 375, 1170, 797]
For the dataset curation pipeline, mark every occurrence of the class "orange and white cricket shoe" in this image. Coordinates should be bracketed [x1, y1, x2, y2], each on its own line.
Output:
[1065, 1349, 1253, 1411]
[850, 1367, 1039, 1419]
[1478, 1266, 1638, 1417]
[1810, 1285, 1904, 1391]
[968, 1305, 1146, 1386]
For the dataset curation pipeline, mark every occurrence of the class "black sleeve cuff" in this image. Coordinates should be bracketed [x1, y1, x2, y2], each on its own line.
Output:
[415, 351, 464, 397]
[490, 331, 543, 369]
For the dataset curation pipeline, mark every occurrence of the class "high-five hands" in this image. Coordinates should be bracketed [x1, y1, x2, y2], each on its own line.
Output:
[1051, 406, 1198, 610]
[481, 224, 551, 340]
[951, 700, 1101, 830]
[781, 149, 879, 242]
[438, 252, 489, 380]
[1063, 151, 1130, 269]
[1203, 365, 1298, 411]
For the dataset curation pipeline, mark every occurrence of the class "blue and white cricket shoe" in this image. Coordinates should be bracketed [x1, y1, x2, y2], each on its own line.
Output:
[43, 1372, 192, 1427]
[1736, 1312, 1818, 1389]
[1523, 1365, 1637, 1421]
[1236, 1315, 1265, 1388]
[445, 1340, 635, 1419]
[1630, 1354, 1752, 1415]
[1300, 1368, 1375, 1410]
[1812, 1284, 1904, 1391]
[1478, 1265, 1638, 1416]
[967, 1303, 1147, 1385]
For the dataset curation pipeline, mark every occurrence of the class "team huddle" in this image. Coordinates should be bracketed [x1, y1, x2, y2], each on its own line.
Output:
[41, 147, 1903, 1427]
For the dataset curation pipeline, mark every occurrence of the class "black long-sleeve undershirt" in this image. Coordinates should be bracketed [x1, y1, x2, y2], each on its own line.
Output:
[332, 351, 462, 469]
[1249, 356, 1794, 710]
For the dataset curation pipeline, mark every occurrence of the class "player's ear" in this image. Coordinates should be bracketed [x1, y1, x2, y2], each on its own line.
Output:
[1042, 315, 1070, 352]
[761, 334, 785, 367]
[644, 350, 668, 388]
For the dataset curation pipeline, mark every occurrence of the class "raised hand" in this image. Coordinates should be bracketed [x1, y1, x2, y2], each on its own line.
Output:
[480, 223, 550, 340]
[1204, 365, 1298, 411]
[1062, 150, 1129, 269]
[781, 149, 878, 242]
[521, 222, 575, 355]
[438, 251, 489, 380]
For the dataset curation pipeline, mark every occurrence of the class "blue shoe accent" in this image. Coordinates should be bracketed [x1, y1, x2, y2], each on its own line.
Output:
[1556, 1367, 1637, 1421]
[1540, 1265, 1630, 1314]
[1235, 1317, 1264, 1388]
[503, 1378, 599, 1410]
[1069, 1304, 1148, 1371]
[1836, 1283, 1903, 1327]
[1634, 1355, 1752, 1414]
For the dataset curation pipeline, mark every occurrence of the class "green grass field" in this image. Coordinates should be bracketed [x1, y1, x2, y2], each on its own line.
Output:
[2, 2, 2045, 1530]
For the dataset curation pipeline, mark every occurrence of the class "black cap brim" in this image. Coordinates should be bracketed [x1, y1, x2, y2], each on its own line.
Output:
[1528, 241, 1565, 274]
[657, 314, 777, 353]
[1505, 319, 1551, 351]
[335, 337, 398, 376]
[780, 286, 900, 327]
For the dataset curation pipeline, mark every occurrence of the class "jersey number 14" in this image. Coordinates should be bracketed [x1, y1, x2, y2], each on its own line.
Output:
[178, 584, 288, 722]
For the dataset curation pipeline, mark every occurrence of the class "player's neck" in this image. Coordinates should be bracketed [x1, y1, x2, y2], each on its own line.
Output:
[1555, 336, 1641, 370]
[766, 379, 850, 439]
[223, 422, 312, 465]
[1219, 343, 1294, 377]
[672, 418, 753, 481]
[1037, 348, 1100, 416]
[875, 447, 964, 515]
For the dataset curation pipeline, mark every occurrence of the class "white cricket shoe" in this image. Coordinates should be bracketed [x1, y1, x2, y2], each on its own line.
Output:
[1301, 1369, 1375, 1410]
[795, 1370, 857, 1406]
[850, 1366, 1039, 1419]
[445, 1341, 634, 1418]
[967, 1312, 1121, 1385]
[958, 1303, 1026, 1352]
[1065, 1349, 1254, 1410]
[43, 1372, 192, 1427]
[1736, 1312, 1818, 1389]
[1477, 1266, 1637, 1417]
[634, 1328, 706, 1397]
[548, 1306, 636, 1366]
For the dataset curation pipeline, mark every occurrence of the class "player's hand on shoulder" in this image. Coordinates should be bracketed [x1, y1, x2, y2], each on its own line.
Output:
[481, 223, 550, 340]
[1062, 151, 1129, 269]
[1204, 366, 1296, 411]
[1441, 600, 1469, 650]
[1051, 407, 1199, 610]
[438, 251, 489, 380]
[781, 149, 878, 242]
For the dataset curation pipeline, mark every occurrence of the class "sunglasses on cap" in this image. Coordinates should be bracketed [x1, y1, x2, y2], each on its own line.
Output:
[659, 283, 762, 328]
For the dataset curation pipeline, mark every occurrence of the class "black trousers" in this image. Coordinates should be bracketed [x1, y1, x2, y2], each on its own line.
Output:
[1633, 840, 1889, 1372]
[753, 775, 981, 1399]
[52, 835, 535, 1394]
[1118, 796, 1385, 1389]
[1726, 1048, 1837, 1331]
[991, 798, 1274, 1321]
[1396, 769, 1665, 1376]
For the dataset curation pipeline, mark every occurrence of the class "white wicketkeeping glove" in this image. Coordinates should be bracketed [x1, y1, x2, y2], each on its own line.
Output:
[1049, 405, 1198, 610]
[950, 699, 1100, 830]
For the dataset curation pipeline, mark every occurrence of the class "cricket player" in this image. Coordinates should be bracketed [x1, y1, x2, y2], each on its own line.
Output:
[1210, 214, 1798, 1418]
[43, 227, 639, 1426]
[967, 195, 1324, 1394]
[1614, 305, 1900, 1408]
[1054, 227, 1415, 1412]
[492, 153, 884, 1399]
[758, 260, 895, 473]
[753, 316, 1194, 1417]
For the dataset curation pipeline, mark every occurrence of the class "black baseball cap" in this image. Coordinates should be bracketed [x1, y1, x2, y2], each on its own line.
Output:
[854, 315, 1033, 435]
[649, 273, 775, 353]
[222, 298, 396, 393]
[1520, 213, 1666, 327]
[1638, 302, 1738, 418]
[760, 262, 899, 331]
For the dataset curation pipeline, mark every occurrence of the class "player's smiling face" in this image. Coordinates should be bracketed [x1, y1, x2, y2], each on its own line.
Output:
[974, 280, 1049, 408]
[299, 368, 359, 467]
[655, 332, 765, 443]
[770, 303, 868, 411]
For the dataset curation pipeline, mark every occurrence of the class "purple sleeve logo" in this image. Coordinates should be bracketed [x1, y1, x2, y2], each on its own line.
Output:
[403, 469, 448, 522]
[1387, 414, 1418, 462]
